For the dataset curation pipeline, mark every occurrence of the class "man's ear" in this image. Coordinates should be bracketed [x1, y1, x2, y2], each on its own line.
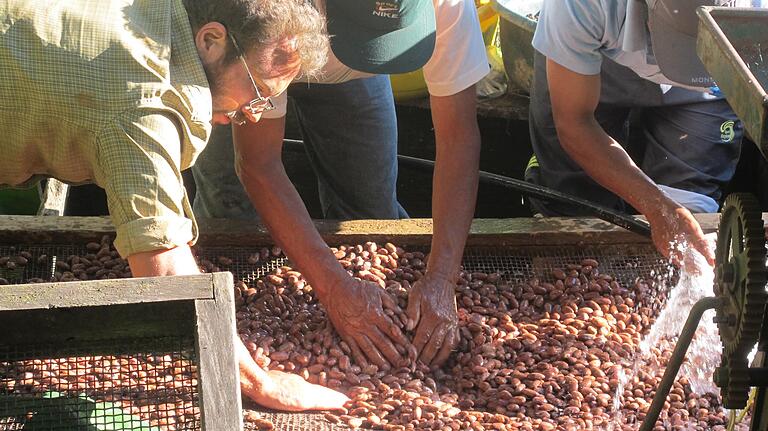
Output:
[194, 22, 229, 65]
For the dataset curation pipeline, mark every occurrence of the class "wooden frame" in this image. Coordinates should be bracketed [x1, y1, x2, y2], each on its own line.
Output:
[0, 214, 695, 246]
[0, 213, 756, 249]
[0, 273, 243, 431]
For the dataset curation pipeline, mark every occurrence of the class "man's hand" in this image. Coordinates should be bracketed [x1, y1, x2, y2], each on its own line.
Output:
[323, 278, 410, 370]
[405, 274, 459, 368]
[238, 341, 348, 411]
[246, 370, 350, 412]
[646, 197, 714, 268]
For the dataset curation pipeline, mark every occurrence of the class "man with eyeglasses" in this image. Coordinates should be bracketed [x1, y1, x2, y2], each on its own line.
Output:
[1, 0, 349, 411]
[192, 0, 489, 370]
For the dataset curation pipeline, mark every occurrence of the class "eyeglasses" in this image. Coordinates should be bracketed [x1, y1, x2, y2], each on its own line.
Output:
[225, 32, 275, 126]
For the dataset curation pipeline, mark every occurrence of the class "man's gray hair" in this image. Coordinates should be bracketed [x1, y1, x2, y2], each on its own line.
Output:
[182, 0, 328, 79]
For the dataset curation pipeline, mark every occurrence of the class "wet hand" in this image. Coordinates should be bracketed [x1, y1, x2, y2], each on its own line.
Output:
[647, 200, 714, 268]
[323, 278, 410, 370]
[405, 274, 459, 368]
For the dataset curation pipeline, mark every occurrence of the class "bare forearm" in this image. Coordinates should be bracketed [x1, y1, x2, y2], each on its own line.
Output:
[428, 89, 481, 281]
[546, 58, 670, 216]
[558, 119, 671, 215]
[232, 119, 347, 300]
[429, 141, 479, 280]
[237, 339, 269, 392]
[239, 163, 347, 299]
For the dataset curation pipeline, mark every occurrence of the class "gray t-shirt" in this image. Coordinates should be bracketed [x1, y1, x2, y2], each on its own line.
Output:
[532, 0, 675, 86]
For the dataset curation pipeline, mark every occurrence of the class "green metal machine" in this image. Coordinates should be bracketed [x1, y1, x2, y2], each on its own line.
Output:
[640, 7, 768, 431]
[697, 7, 768, 159]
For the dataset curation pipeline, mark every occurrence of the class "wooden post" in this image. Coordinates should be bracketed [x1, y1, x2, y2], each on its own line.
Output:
[195, 271, 243, 431]
[37, 179, 70, 216]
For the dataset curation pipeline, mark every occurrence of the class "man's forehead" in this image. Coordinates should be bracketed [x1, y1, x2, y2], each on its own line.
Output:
[247, 38, 301, 71]
[244, 41, 302, 96]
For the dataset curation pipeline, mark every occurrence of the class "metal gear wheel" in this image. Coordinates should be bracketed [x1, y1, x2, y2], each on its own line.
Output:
[715, 358, 751, 408]
[714, 193, 768, 409]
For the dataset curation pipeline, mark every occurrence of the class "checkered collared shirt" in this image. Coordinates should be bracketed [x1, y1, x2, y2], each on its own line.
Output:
[0, 0, 212, 257]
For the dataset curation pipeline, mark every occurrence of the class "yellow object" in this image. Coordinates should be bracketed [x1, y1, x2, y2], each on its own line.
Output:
[390, 3, 500, 101]
[390, 69, 429, 101]
[478, 3, 500, 36]
[727, 387, 757, 431]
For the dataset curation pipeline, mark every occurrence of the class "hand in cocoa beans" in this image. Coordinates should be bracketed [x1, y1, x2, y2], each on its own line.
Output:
[249, 370, 350, 412]
[238, 341, 349, 411]
[405, 274, 459, 368]
[324, 278, 410, 370]
[646, 200, 714, 268]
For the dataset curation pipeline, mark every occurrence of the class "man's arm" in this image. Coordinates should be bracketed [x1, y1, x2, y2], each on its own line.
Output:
[232, 117, 347, 299]
[104, 111, 347, 411]
[126, 244, 348, 410]
[232, 117, 410, 369]
[545, 58, 713, 264]
[406, 85, 481, 367]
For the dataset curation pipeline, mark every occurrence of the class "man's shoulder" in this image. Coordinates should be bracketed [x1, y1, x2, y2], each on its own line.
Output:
[536, 0, 627, 44]
[539, 0, 622, 26]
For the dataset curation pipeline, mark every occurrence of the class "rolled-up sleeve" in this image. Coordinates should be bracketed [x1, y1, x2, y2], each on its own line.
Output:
[94, 109, 198, 257]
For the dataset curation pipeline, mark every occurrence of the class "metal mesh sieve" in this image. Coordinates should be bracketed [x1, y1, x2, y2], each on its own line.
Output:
[194, 243, 674, 288]
[0, 338, 200, 431]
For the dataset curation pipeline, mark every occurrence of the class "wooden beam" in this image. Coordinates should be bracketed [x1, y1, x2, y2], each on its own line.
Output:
[0, 213, 743, 248]
[0, 301, 197, 354]
[194, 272, 243, 431]
[0, 215, 114, 244]
[0, 275, 215, 311]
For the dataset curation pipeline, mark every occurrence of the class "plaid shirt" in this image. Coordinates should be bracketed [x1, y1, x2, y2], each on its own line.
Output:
[0, 0, 212, 257]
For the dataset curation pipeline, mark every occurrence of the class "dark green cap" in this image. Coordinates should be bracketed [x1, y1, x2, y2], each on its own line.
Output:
[326, 0, 436, 74]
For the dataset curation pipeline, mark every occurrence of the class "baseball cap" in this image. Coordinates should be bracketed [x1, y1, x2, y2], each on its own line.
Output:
[646, 0, 735, 87]
[325, 0, 436, 74]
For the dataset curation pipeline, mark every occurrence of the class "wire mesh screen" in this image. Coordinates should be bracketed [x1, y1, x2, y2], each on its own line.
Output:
[0, 243, 130, 285]
[195, 243, 673, 290]
[242, 406, 342, 431]
[0, 338, 200, 431]
[465, 245, 670, 282]
[192, 246, 288, 285]
[1, 240, 204, 430]
[0, 246, 60, 284]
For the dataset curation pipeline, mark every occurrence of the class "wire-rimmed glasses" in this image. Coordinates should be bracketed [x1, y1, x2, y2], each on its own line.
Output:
[224, 32, 275, 126]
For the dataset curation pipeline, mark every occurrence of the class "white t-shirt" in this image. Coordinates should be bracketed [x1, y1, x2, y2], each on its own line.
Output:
[264, 0, 490, 118]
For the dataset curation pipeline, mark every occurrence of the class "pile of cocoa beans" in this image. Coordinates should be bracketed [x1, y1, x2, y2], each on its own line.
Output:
[235, 242, 734, 431]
